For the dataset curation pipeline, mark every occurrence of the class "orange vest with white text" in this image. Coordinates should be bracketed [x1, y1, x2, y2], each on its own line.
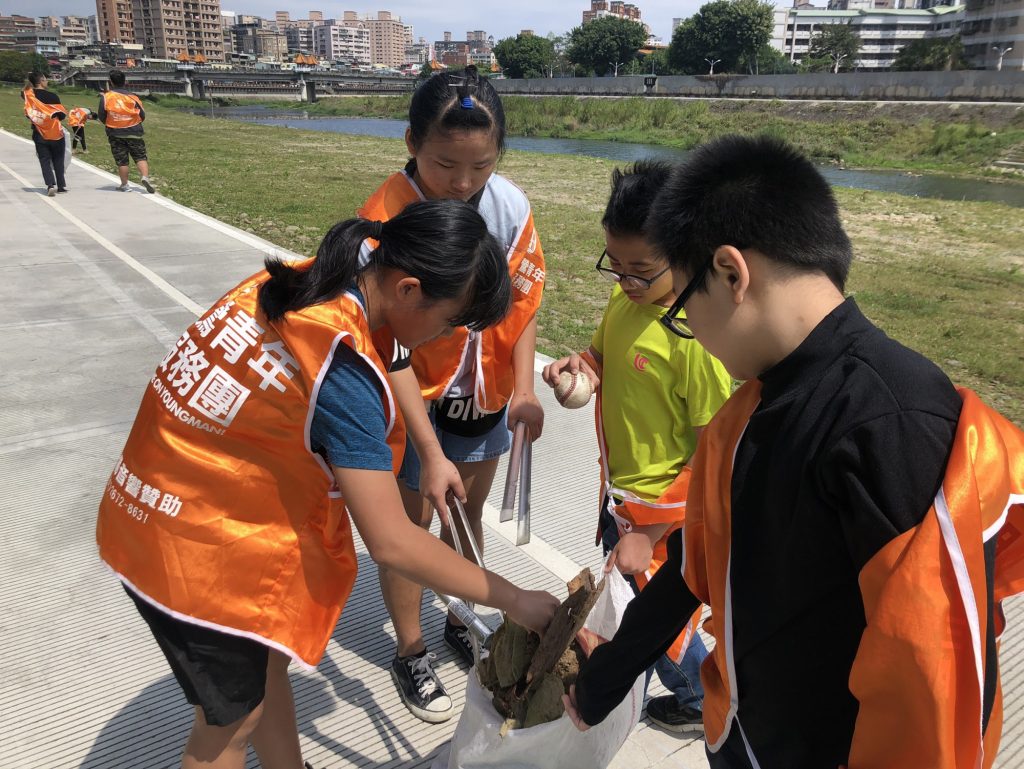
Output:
[685, 382, 1024, 767]
[68, 107, 90, 128]
[102, 90, 143, 130]
[23, 88, 65, 141]
[96, 271, 406, 668]
[359, 170, 544, 412]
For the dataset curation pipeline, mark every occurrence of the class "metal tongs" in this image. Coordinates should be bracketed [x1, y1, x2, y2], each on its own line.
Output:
[500, 421, 532, 545]
[434, 492, 494, 661]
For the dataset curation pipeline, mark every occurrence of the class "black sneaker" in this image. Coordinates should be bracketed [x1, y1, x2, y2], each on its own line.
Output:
[646, 695, 705, 734]
[390, 651, 453, 723]
[141, 176, 155, 194]
[444, 619, 489, 667]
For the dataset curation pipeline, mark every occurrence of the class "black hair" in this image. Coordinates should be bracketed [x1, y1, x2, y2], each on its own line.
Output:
[408, 65, 506, 154]
[26, 71, 45, 88]
[649, 134, 853, 291]
[601, 160, 675, 239]
[258, 199, 511, 332]
[108, 69, 126, 87]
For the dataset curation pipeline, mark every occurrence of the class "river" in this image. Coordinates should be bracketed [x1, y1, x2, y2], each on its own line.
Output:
[187, 107, 1024, 208]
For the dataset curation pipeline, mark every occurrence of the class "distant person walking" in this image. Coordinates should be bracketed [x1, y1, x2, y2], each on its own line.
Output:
[68, 106, 96, 153]
[22, 71, 67, 197]
[98, 69, 154, 193]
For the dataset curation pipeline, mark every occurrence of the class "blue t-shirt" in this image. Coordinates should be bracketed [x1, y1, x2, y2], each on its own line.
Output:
[309, 299, 392, 471]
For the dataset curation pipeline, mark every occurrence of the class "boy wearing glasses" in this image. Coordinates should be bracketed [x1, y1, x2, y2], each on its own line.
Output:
[543, 160, 732, 734]
[564, 136, 1024, 769]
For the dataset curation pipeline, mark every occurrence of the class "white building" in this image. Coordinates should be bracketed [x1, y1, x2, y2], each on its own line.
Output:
[774, 4, 964, 68]
[961, 0, 1023, 70]
[313, 21, 370, 66]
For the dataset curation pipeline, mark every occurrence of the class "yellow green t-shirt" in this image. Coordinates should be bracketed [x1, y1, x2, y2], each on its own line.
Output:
[592, 285, 733, 502]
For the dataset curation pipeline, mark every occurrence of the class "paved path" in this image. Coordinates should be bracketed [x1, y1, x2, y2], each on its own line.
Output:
[0, 127, 1019, 769]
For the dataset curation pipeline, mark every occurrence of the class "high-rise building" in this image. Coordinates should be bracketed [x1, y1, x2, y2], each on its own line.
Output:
[961, 0, 1023, 69]
[132, 0, 224, 60]
[95, 0, 135, 43]
[583, 0, 642, 24]
[342, 10, 410, 68]
[313, 20, 370, 64]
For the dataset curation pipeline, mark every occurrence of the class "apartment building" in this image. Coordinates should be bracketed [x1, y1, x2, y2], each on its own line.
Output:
[342, 10, 411, 68]
[314, 20, 370, 65]
[776, 4, 964, 68]
[95, 0, 136, 43]
[131, 0, 224, 60]
[961, 0, 1023, 69]
[583, 0, 643, 24]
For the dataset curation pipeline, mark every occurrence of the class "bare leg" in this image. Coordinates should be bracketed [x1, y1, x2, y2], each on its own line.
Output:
[379, 481, 434, 657]
[250, 650, 304, 769]
[137, 159, 151, 177]
[181, 703, 262, 769]
[442, 458, 499, 625]
[118, 165, 129, 185]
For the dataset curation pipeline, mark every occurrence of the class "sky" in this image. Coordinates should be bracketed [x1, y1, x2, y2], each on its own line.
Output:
[3, 1, 703, 44]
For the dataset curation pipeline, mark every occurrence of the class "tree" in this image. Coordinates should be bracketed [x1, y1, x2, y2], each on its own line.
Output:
[668, 0, 774, 75]
[807, 24, 861, 73]
[493, 33, 555, 79]
[0, 51, 50, 83]
[418, 60, 437, 81]
[892, 35, 967, 71]
[738, 43, 797, 75]
[566, 15, 648, 76]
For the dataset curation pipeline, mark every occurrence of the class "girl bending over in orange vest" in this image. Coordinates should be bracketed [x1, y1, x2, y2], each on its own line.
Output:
[358, 63, 546, 723]
[96, 199, 559, 769]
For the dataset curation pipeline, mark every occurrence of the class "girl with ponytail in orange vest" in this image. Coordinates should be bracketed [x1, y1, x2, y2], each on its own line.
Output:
[22, 71, 67, 196]
[565, 135, 1024, 769]
[96, 199, 559, 769]
[358, 65, 546, 722]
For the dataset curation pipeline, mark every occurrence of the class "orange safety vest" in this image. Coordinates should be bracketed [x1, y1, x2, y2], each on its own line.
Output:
[23, 88, 65, 141]
[68, 107, 90, 128]
[359, 170, 544, 412]
[96, 270, 406, 668]
[589, 348, 700, 664]
[102, 90, 143, 130]
[685, 382, 1024, 767]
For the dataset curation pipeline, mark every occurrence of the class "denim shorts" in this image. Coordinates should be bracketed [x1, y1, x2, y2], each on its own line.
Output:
[398, 404, 512, 492]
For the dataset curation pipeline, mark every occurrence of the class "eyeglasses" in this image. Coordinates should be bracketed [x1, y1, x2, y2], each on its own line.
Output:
[595, 250, 670, 291]
[660, 257, 714, 339]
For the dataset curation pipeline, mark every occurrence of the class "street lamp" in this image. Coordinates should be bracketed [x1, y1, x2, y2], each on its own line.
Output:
[609, 60, 623, 77]
[831, 52, 847, 74]
[992, 44, 1013, 72]
[705, 56, 721, 74]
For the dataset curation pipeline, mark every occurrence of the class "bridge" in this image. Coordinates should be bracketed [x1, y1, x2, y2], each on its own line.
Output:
[71, 65, 415, 101]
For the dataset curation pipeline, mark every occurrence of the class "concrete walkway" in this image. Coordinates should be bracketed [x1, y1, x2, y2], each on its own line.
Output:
[0, 127, 1019, 769]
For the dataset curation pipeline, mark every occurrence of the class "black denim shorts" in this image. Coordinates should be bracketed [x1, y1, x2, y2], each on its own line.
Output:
[125, 585, 269, 726]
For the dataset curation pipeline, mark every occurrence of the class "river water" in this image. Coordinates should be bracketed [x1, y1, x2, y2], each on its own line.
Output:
[188, 107, 1024, 208]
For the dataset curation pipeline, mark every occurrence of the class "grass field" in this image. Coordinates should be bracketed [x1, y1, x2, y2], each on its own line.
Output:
[4, 85, 1021, 424]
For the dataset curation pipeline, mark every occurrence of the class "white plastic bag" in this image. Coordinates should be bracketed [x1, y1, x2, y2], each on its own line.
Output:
[433, 569, 644, 769]
[62, 126, 73, 171]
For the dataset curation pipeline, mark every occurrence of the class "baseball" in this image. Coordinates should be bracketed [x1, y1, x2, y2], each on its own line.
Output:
[554, 370, 593, 409]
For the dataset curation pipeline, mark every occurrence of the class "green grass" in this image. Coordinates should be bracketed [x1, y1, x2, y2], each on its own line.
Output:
[3, 85, 1021, 424]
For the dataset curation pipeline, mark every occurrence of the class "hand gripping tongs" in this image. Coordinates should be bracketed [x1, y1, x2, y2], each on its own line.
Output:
[434, 492, 494, 663]
[500, 421, 532, 546]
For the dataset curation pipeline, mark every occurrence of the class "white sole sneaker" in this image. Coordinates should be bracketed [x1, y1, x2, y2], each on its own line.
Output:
[141, 178, 155, 194]
[389, 665, 454, 723]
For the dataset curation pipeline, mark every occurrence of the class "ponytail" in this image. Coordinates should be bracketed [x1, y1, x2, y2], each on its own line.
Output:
[259, 199, 511, 332]
[25, 71, 45, 90]
[408, 64, 506, 155]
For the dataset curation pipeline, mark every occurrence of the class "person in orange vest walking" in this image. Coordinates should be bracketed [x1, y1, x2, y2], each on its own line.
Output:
[564, 135, 1024, 769]
[543, 160, 733, 735]
[357, 65, 546, 723]
[22, 71, 67, 197]
[67, 105, 97, 154]
[96, 199, 559, 769]
[97, 68, 154, 193]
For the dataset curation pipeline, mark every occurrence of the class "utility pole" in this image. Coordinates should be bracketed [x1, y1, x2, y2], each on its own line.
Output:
[992, 44, 1013, 71]
[705, 56, 721, 75]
